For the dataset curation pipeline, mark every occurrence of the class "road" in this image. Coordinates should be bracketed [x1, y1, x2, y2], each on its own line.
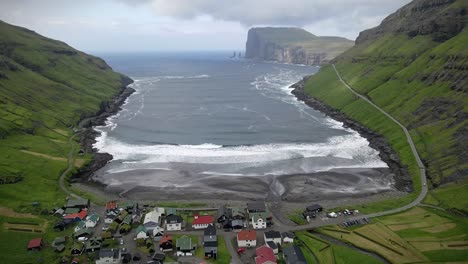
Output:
[330, 64, 428, 218]
[58, 133, 85, 200]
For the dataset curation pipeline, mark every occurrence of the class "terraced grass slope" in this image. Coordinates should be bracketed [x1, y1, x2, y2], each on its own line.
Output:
[245, 27, 354, 65]
[304, 0, 467, 190]
[0, 20, 131, 208]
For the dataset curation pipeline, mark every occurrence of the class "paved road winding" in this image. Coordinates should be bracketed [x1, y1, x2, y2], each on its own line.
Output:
[331, 64, 428, 218]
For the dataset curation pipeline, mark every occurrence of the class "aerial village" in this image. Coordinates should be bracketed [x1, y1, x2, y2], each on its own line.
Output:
[26, 198, 363, 264]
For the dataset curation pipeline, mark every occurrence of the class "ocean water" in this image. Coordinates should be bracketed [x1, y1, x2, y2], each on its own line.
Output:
[94, 52, 387, 181]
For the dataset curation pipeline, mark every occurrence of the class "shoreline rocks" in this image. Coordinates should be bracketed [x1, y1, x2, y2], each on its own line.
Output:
[70, 78, 135, 183]
[290, 76, 413, 192]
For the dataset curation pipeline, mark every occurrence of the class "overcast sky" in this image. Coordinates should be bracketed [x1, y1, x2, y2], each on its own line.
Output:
[0, 0, 411, 52]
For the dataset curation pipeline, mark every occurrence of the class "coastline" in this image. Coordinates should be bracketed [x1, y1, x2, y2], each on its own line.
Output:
[70, 76, 135, 183]
[290, 75, 413, 192]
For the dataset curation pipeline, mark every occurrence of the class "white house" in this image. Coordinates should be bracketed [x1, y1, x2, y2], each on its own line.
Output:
[143, 209, 163, 232]
[237, 230, 256, 248]
[264, 230, 282, 245]
[250, 212, 268, 229]
[152, 226, 164, 238]
[85, 214, 100, 228]
[96, 249, 122, 264]
[136, 225, 148, 239]
[104, 215, 115, 224]
[166, 215, 183, 231]
[282, 232, 295, 244]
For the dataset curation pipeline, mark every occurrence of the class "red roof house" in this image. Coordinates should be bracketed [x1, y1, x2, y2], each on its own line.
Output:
[27, 238, 43, 250]
[106, 201, 117, 211]
[255, 245, 277, 264]
[237, 230, 257, 248]
[64, 210, 88, 221]
[191, 214, 214, 229]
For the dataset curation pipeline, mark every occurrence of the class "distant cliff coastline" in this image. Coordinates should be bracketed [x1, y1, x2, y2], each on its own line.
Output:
[245, 27, 354, 65]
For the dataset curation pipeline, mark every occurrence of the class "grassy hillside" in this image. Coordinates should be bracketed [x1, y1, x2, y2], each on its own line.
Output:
[0, 20, 130, 209]
[303, 0, 467, 200]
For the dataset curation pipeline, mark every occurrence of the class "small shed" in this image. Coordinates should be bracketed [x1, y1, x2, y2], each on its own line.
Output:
[27, 238, 43, 251]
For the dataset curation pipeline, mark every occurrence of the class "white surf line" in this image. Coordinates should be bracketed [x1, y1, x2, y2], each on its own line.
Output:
[331, 64, 427, 218]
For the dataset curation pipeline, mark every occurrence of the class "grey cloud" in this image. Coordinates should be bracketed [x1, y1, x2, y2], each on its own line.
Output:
[119, 0, 412, 27]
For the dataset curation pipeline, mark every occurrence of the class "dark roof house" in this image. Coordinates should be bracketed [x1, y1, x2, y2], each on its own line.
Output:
[283, 245, 306, 264]
[247, 202, 266, 213]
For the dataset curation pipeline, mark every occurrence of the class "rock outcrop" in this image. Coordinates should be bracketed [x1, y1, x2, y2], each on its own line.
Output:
[245, 27, 354, 65]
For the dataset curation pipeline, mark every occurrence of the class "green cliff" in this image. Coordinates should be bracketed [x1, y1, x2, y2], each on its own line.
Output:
[245, 27, 354, 65]
[303, 0, 467, 194]
[0, 20, 131, 208]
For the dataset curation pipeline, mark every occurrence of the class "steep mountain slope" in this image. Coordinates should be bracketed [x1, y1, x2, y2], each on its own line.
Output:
[302, 0, 467, 188]
[245, 27, 354, 65]
[0, 20, 131, 207]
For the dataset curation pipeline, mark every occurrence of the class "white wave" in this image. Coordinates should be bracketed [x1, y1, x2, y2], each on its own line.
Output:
[94, 130, 387, 168]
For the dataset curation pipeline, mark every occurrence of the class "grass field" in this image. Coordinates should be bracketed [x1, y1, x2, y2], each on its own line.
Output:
[317, 206, 468, 263]
[295, 231, 382, 264]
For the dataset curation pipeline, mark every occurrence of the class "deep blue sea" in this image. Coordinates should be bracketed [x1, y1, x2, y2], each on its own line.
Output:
[94, 52, 386, 181]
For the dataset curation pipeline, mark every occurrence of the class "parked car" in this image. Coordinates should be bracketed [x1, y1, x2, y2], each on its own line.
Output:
[327, 212, 338, 218]
[237, 248, 246, 253]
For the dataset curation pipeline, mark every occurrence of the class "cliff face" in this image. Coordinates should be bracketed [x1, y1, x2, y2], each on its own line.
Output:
[245, 27, 354, 65]
[305, 0, 467, 186]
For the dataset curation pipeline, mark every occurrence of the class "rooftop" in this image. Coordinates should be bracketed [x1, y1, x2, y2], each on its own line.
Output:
[27, 238, 42, 249]
[237, 230, 256, 241]
[193, 215, 214, 225]
[255, 245, 276, 264]
[264, 230, 281, 239]
[247, 202, 266, 212]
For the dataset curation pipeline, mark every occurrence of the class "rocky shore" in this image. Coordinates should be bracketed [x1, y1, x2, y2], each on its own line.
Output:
[290, 76, 413, 192]
[70, 76, 135, 183]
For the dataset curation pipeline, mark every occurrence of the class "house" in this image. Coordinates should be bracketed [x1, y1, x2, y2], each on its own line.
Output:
[266, 241, 279, 255]
[122, 215, 132, 225]
[152, 226, 164, 239]
[135, 225, 148, 239]
[27, 238, 42, 251]
[105, 215, 116, 224]
[165, 208, 177, 216]
[247, 202, 266, 213]
[166, 214, 183, 231]
[64, 210, 88, 222]
[231, 207, 246, 220]
[64, 207, 81, 215]
[283, 245, 306, 264]
[96, 249, 122, 264]
[306, 204, 323, 214]
[255, 245, 277, 264]
[74, 228, 92, 239]
[232, 219, 244, 231]
[282, 232, 295, 244]
[204, 224, 217, 259]
[85, 237, 102, 252]
[192, 214, 214, 229]
[106, 201, 118, 212]
[132, 213, 142, 224]
[250, 212, 270, 229]
[144, 209, 163, 232]
[302, 211, 316, 221]
[176, 235, 196, 256]
[264, 230, 282, 245]
[52, 236, 66, 252]
[85, 213, 100, 228]
[115, 210, 129, 225]
[74, 221, 86, 233]
[237, 230, 256, 248]
[121, 201, 136, 213]
[217, 205, 231, 223]
[66, 199, 90, 209]
[159, 235, 173, 252]
[151, 253, 165, 264]
[71, 242, 84, 255]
